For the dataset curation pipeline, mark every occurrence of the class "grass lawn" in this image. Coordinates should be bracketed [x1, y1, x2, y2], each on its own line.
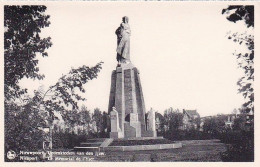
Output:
[99, 139, 226, 162]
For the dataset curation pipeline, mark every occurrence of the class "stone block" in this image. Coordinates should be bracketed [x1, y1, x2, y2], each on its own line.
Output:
[108, 70, 116, 114]
[130, 113, 138, 122]
[110, 131, 124, 139]
[110, 108, 120, 132]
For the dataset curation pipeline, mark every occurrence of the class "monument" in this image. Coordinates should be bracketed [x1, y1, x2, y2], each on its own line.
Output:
[108, 16, 157, 138]
[75, 17, 182, 153]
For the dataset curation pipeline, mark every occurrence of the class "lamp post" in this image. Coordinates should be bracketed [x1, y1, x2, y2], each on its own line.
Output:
[42, 126, 52, 161]
[43, 126, 52, 150]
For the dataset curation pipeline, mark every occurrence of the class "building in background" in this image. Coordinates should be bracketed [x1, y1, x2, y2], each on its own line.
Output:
[182, 109, 200, 130]
[224, 114, 238, 128]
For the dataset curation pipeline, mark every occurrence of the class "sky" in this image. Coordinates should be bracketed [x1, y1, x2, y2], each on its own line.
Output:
[18, 2, 253, 117]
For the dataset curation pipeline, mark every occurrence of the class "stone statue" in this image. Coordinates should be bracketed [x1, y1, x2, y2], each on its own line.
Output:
[147, 108, 156, 131]
[112, 106, 117, 113]
[116, 16, 131, 65]
[110, 106, 123, 138]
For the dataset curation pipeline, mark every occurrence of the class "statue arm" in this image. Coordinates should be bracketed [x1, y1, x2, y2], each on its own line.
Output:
[121, 23, 131, 35]
[115, 26, 121, 35]
[126, 28, 131, 35]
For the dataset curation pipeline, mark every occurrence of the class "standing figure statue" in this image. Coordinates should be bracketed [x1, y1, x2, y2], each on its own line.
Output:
[116, 16, 131, 65]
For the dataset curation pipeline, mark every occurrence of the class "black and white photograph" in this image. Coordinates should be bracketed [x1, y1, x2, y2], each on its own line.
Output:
[1, 1, 258, 163]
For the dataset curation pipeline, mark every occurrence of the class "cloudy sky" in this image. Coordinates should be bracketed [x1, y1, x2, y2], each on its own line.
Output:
[18, 2, 253, 117]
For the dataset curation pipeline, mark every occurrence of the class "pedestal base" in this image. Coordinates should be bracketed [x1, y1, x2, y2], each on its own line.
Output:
[141, 130, 157, 137]
[110, 131, 124, 139]
[108, 63, 157, 138]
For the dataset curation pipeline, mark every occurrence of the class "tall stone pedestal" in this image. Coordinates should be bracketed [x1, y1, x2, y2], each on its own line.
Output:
[108, 63, 156, 138]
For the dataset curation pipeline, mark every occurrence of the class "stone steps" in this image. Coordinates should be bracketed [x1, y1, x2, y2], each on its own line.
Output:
[100, 138, 113, 147]
[114, 136, 163, 141]
[80, 143, 103, 147]
[110, 138, 175, 146]
[86, 138, 107, 142]
[74, 138, 107, 152]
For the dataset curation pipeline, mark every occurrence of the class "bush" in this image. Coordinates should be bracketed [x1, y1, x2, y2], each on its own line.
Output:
[52, 132, 94, 149]
[221, 129, 254, 162]
[52, 131, 109, 149]
[163, 129, 215, 141]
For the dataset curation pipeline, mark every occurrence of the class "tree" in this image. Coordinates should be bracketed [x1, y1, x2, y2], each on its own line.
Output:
[222, 5, 254, 113]
[5, 52, 103, 156]
[92, 108, 103, 136]
[101, 112, 109, 132]
[232, 114, 247, 131]
[168, 109, 183, 131]
[40, 62, 103, 124]
[4, 5, 52, 100]
[155, 112, 165, 134]
[232, 108, 238, 115]
[4, 5, 104, 155]
[62, 109, 80, 132]
[203, 115, 226, 137]
[79, 105, 92, 134]
[222, 6, 254, 161]
[4, 6, 52, 158]
[5, 95, 46, 154]
[193, 117, 201, 130]
[222, 6, 254, 28]
[163, 108, 183, 139]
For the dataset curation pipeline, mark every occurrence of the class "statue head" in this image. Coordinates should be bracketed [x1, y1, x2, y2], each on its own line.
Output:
[112, 106, 117, 111]
[122, 16, 129, 23]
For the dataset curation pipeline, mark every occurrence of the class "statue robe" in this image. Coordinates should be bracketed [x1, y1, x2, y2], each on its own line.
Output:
[116, 23, 131, 62]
